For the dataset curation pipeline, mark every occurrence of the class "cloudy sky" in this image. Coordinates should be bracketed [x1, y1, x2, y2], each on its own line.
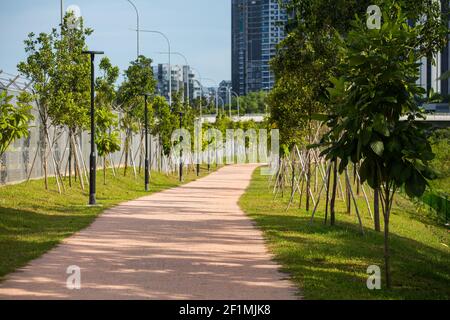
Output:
[0, 0, 231, 84]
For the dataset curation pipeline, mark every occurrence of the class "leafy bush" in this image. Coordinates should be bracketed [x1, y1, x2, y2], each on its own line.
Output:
[0, 91, 34, 157]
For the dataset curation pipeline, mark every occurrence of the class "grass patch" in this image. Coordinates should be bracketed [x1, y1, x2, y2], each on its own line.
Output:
[239, 167, 450, 300]
[0, 165, 216, 280]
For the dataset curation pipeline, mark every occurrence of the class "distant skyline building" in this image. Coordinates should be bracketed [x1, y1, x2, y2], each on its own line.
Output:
[153, 64, 199, 102]
[218, 80, 232, 105]
[232, 0, 288, 96]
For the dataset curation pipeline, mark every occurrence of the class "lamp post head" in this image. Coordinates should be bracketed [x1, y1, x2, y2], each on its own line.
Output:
[82, 50, 105, 56]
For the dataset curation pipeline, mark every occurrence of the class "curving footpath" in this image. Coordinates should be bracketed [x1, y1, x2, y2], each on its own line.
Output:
[0, 164, 299, 300]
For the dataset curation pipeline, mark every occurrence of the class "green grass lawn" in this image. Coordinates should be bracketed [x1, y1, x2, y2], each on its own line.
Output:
[0, 165, 216, 280]
[239, 167, 450, 300]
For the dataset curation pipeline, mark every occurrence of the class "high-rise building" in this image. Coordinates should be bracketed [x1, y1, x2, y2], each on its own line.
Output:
[232, 0, 288, 96]
[153, 64, 199, 103]
[417, 1, 449, 100]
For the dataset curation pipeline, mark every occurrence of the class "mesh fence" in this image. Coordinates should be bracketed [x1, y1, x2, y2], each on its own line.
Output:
[0, 71, 173, 186]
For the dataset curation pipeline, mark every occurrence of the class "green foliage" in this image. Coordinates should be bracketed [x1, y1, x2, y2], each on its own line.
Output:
[236, 91, 268, 114]
[17, 30, 56, 124]
[430, 129, 450, 178]
[95, 108, 121, 157]
[0, 91, 34, 157]
[321, 9, 437, 199]
[48, 13, 93, 131]
[95, 57, 119, 109]
[94, 57, 121, 159]
[151, 96, 177, 155]
[117, 55, 156, 135]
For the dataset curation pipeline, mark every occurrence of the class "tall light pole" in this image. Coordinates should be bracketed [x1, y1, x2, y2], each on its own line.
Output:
[126, 0, 140, 59]
[263, 87, 270, 114]
[60, 0, 64, 27]
[82, 50, 104, 206]
[143, 93, 152, 191]
[231, 90, 240, 118]
[139, 29, 171, 106]
[191, 68, 203, 177]
[178, 111, 184, 182]
[226, 87, 232, 117]
[218, 96, 225, 114]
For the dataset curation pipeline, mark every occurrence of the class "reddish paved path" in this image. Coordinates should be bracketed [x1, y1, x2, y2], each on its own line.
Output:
[0, 164, 298, 300]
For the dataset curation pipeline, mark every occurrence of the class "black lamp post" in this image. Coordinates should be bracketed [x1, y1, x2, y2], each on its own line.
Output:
[82, 50, 104, 206]
[196, 118, 200, 177]
[179, 111, 184, 182]
[143, 93, 152, 191]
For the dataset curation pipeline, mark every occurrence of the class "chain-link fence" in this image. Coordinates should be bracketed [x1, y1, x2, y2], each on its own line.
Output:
[0, 71, 174, 186]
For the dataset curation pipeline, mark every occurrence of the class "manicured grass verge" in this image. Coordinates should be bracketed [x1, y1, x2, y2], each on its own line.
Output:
[239, 167, 450, 300]
[0, 165, 215, 280]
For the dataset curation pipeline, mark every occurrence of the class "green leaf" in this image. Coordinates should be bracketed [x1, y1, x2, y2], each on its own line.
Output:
[373, 114, 390, 137]
[405, 172, 427, 198]
[310, 113, 329, 122]
[370, 141, 384, 156]
[349, 55, 365, 66]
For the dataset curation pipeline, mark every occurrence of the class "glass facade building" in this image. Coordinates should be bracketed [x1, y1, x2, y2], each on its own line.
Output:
[232, 0, 288, 96]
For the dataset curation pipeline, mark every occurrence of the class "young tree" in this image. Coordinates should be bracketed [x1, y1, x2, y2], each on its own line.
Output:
[321, 5, 445, 288]
[46, 14, 95, 191]
[151, 96, 177, 157]
[95, 57, 121, 184]
[0, 91, 34, 158]
[274, 0, 447, 222]
[49, 14, 92, 131]
[116, 55, 156, 176]
[17, 30, 57, 189]
[95, 108, 121, 185]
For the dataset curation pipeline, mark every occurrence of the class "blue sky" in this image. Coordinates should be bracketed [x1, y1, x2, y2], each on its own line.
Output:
[0, 0, 231, 84]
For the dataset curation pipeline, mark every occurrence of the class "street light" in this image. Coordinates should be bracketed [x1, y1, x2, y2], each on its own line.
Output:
[60, 0, 64, 28]
[138, 29, 172, 106]
[263, 87, 270, 114]
[226, 87, 233, 117]
[82, 50, 104, 205]
[175, 111, 184, 182]
[190, 68, 204, 177]
[126, 0, 140, 59]
[230, 90, 240, 118]
[193, 79, 204, 117]
[218, 96, 225, 114]
[143, 93, 152, 191]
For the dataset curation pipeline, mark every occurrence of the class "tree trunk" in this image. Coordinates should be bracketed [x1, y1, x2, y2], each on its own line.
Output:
[104, 156, 107, 185]
[324, 162, 332, 224]
[355, 164, 360, 196]
[374, 187, 381, 232]
[42, 130, 48, 190]
[124, 133, 129, 177]
[290, 157, 295, 199]
[330, 159, 338, 226]
[346, 168, 351, 214]
[306, 151, 311, 212]
[383, 186, 392, 289]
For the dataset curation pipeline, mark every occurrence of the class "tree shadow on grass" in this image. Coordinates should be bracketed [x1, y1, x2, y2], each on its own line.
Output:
[249, 213, 450, 300]
[0, 206, 99, 280]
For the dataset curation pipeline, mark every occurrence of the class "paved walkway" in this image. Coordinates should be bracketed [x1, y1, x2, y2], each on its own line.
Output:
[0, 164, 298, 300]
